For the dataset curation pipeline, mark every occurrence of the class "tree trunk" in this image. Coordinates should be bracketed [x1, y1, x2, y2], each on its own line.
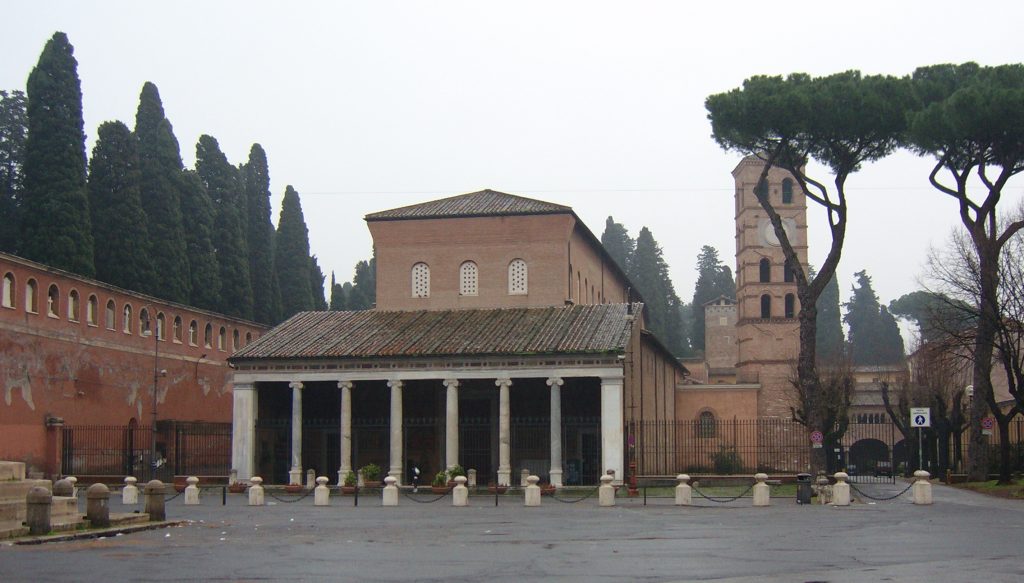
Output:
[967, 239, 999, 481]
[996, 417, 1012, 484]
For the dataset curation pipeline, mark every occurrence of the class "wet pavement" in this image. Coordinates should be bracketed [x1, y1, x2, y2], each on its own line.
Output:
[2, 480, 1022, 582]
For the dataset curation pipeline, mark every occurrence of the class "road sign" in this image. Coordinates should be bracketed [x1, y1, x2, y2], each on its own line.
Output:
[810, 430, 824, 448]
[910, 407, 931, 428]
[982, 417, 994, 436]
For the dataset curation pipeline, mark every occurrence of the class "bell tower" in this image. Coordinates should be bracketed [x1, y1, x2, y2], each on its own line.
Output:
[733, 156, 808, 417]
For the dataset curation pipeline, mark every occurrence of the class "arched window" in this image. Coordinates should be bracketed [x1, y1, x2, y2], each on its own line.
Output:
[697, 410, 716, 438]
[411, 262, 430, 298]
[86, 295, 98, 325]
[47, 284, 59, 317]
[759, 258, 771, 283]
[105, 300, 116, 329]
[232, 329, 240, 350]
[218, 326, 226, 350]
[509, 259, 528, 295]
[245, 331, 253, 345]
[2, 273, 14, 308]
[67, 290, 80, 321]
[173, 316, 183, 343]
[188, 320, 198, 346]
[123, 304, 133, 333]
[156, 312, 166, 340]
[784, 258, 795, 283]
[785, 294, 796, 318]
[459, 261, 478, 296]
[25, 279, 38, 313]
[139, 308, 151, 335]
[760, 294, 771, 319]
[204, 323, 213, 348]
[782, 178, 794, 204]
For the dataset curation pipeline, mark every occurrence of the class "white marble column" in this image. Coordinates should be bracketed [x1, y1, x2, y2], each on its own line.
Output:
[288, 381, 304, 485]
[230, 382, 257, 480]
[600, 376, 625, 485]
[388, 380, 403, 484]
[337, 381, 353, 486]
[496, 378, 512, 486]
[547, 376, 564, 487]
[443, 378, 460, 470]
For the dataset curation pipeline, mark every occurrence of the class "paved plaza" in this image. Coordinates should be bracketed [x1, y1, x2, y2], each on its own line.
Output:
[2, 481, 1022, 582]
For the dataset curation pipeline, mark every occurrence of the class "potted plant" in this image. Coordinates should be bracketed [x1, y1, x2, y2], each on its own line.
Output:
[487, 482, 508, 494]
[341, 470, 357, 494]
[540, 482, 557, 496]
[360, 463, 382, 488]
[446, 464, 466, 487]
[431, 471, 449, 494]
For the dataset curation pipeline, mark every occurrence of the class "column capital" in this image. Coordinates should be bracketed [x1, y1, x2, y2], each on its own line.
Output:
[495, 378, 513, 388]
[233, 382, 255, 391]
[546, 376, 564, 388]
[337, 380, 353, 390]
[443, 378, 460, 389]
[387, 379, 403, 389]
[599, 374, 624, 385]
[288, 381, 304, 390]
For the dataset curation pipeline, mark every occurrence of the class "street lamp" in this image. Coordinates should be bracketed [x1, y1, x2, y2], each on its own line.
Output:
[142, 322, 167, 480]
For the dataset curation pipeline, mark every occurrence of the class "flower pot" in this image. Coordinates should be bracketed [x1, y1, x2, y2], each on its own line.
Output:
[284, 484, 304, 494]
[540, 484, 557, 496]
[362, 480, 382, 488]
[487, 484, 508, 494]
[228, 483, 247, 494]
[431, 485, 449, 495]
[341, 486, 356, 495]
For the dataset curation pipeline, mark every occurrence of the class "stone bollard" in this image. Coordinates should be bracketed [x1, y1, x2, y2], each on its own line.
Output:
[229, 468, 239, 486]
[817, 474, 832, 505]
[524, 475, 541, 507]
[67, 476, 78, 497]
[467, 469, 477, 488]
[314, 476, 331, 506]
[674, 474, 692, 506]
[752, 473, 770, 507]
[306, 469, 316, 489]
[832, 472, 851, 506]
[123, 476, 139, 504]
[184, 476, 201, 505]
[26, 486, 52, 536]
[144, 480, 166, 521]
[357, 469, 364, 487]
[913, 470, 933, 505]
[382, 476, 399, 507]
[248, 476, 265, 506]
[520, 469, 529, 487]
[598, 474, 616, 507]
[52, 478, 74, 497]
[452, 475, 469, 507]
[86, 483, 111, 528]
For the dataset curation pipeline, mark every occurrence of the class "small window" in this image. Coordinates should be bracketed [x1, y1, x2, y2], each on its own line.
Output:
[245, 331, 253, 345]
[411, 262, 430, 298]
[760, 294, 771, 319]
[105, 300, 116, 329]
[156, 312, 166, 340]
[67, 290, 80, 321]
[188, 320, 198, 346]
[139, 308, 151, 335]
[784, 258, 795, 283]
[785, 294, 796, 318]
[509, 259, 528, 295]
[86, 295, 98, 326]
[759, 258, 771, 283]
[459, 261, 478, 296]
[123, 304, 133, 333]
[718, 316, 728, 326]
[47, 284, 59, 317]
[697, 411, 716, 438]
[218, 326, 226, 350]
[782, 179, 794, 204]
[2, 273, 14, 308]
[232, 329, 239, 350]
[204, 323, 213, 348]
[25, 279, 38, 313]
[173, 316, 183, 343]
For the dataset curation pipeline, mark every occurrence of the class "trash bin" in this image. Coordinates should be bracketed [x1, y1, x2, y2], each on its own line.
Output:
[796, 473, 812, 505]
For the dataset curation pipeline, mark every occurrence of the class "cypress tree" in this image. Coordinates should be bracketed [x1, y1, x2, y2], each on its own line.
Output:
[275, 185, 314, 319]
[242, 144, 280, 324]
[600, 216, 634, 272]
[0, 90, 27, 253]
[179, 169, 221, 311]
[690, 245, 736, 352]
[87, 121, 156, 292]
[329, 271, 348, 310]
[814, 268, 845, 363]
[844, 270, 905, 365]
[350, 257, 376, 310]
[310, 255, 328, 310]
[134, 82, 190, 302]
[628, 227, 688, 356]
[20, 32, 94, 276]
[196, 134, 253, 320]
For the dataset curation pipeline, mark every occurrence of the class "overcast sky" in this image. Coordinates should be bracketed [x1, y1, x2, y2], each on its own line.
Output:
[4, 1, 1022, 339]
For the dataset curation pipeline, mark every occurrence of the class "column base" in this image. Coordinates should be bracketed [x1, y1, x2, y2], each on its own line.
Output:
[288, 468, 303, 486]
[497, 468, 511, 487]
[549, 469, 563, 488]
[388, 467, 403, 486]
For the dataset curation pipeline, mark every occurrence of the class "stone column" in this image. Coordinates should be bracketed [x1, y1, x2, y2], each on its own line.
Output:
[444, 378, 460, 470]
[337, 381, 353, 486]
[388, 380, 404, 484]
[547, 377, 564, 487]
[496, 378, 512, 486]
[289, 381, 304, 485]
[231, 382, 258, 480]
[600, 375, 625, 484]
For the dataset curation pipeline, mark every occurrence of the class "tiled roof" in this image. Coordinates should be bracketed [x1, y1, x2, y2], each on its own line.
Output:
[231, 303, 637, 361]
[365, 189, 572, 221]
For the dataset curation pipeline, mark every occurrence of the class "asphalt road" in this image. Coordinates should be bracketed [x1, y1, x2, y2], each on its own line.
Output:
[2, 481, 1022, 582]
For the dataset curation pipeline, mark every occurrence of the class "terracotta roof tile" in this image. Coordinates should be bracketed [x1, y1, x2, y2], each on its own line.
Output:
[365, 189, 571, 221]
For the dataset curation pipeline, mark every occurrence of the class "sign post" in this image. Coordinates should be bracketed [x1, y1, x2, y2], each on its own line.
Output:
[910, 407, 931, 471]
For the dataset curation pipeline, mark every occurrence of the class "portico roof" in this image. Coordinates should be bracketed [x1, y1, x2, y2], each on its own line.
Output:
[230, 303, 638, 362]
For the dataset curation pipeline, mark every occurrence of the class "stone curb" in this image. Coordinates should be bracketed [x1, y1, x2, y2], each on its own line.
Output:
[7, 520, 186, 546]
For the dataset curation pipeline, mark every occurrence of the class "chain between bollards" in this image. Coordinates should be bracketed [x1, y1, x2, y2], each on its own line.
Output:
[691, 483, 755, 503]
[848, 481, 914, 501]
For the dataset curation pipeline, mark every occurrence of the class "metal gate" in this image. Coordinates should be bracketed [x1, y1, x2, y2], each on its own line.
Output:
[838, 421, 897, 484]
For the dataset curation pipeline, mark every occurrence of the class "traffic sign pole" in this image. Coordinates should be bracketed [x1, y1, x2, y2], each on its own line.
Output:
[918, 427, 923, 473]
